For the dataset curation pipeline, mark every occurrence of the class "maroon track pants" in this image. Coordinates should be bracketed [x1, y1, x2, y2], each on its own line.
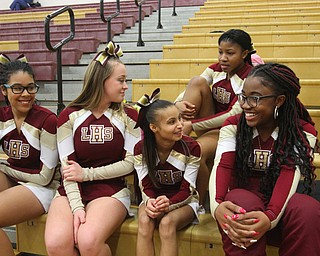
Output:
[219, 189, 320, 256]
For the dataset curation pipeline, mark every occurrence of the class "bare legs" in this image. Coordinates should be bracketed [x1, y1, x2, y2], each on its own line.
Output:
[45, 196, 127, 256]
[0, 172, 45, 256]
[136, 204, 195, 256]
[181, 76, 219, 205]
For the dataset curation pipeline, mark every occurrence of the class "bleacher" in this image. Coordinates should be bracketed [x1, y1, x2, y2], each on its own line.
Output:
[0, 0, 319, 255]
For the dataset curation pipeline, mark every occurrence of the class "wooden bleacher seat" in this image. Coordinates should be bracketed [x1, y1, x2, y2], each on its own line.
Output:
[173, 30, 320, 44]
[3, 48, 83, 65]
[201, 0, 319, 9]
[195, 6, 320, 16]
[189, 12, 320, 25]
[182, 21, 320, 34]
[149, 58, 320, 80]
[162, 42, 320, 59]
[15, 155, 320, 255]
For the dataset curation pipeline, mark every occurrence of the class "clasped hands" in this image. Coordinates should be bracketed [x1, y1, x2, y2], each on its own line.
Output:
[145, 196, 170, 219]
[215, 201, 271, 249]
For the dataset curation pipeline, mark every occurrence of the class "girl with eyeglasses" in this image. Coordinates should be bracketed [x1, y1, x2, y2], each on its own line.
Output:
[45, 42, 141, 256]
[134, 89, 201, 256]
[175, 29, 257, 208]
[0, 55, 59, 256]
[209, 63, 320, 255]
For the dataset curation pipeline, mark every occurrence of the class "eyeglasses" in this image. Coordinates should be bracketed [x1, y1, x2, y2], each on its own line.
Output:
[3, 83, 39, 94]
[237, 93, 276, 108]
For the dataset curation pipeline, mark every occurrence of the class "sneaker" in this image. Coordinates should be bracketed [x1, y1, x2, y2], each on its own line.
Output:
[197, 205, 206, 215]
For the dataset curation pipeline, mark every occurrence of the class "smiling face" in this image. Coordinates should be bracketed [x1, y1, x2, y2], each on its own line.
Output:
[1, 71, 36, 117]
[218, 40, 248, 78]
[102, 62, 128, 106]
[150, 105, 184, 143]
[241, 76, 285, 135]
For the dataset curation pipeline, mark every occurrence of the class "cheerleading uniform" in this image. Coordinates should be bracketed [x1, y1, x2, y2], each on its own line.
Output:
[209, 114, 320, 256]
[57, 105, 141, 213]
[134, 135, 201, 215]
[0, 105, 59, 211]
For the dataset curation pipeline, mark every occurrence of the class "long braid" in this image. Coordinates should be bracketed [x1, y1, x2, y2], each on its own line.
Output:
[236, 63, 316, 199]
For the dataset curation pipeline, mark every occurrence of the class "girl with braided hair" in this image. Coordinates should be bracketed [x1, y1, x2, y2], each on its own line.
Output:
[209, 63, 320, 255]
[175, 29, 258, 207]
[0, 54, 59, 256]
[45, 42, 141, 256]
[134, 88, 201, 256]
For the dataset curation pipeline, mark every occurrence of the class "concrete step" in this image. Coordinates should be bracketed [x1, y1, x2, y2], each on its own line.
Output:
[35, 6, 202, 108]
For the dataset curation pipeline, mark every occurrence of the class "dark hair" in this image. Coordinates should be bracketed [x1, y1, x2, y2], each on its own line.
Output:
[235, 63, 316, 199]
[0, 60, 35, 105]
[218, 29, 255, 65]
[138, 100, 173, 187]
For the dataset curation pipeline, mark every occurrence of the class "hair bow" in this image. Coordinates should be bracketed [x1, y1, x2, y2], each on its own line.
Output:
[94, 41, 123, 66]
[134, 88, 161, 129]
[136, 88, 160, 108]
[0, 53, 28, 64]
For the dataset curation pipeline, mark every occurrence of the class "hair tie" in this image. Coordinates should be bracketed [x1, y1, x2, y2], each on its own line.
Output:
[0, 53, 28, 64]
[93, 41, 123, 66]
[134, 88, 161, 129]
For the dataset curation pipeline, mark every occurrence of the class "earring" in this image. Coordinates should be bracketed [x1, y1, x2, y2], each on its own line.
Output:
[274, 106, 279, 119]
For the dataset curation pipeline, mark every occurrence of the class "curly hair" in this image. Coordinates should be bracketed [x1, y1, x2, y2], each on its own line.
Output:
[0, 60, 35, 105]
[235, 63, 316, 200]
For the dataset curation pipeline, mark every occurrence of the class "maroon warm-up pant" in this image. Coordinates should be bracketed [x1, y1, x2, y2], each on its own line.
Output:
[219, 189, 320, 256]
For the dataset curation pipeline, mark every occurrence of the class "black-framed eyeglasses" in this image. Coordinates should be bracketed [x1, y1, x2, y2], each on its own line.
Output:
[3, 83, 39, 94]
[237, 93, 277, 108]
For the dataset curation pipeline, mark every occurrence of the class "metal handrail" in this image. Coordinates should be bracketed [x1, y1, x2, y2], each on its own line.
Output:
[172, 0, 177, 16]
[100, 0, 120, 42]
[135, 0, 146, 46]
[45, 6, 75, 115]
[157, 0, 163, 29]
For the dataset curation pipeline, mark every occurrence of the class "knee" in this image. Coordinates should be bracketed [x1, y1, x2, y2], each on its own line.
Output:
[45, 234, 73, 255]
[138, 214, 155, 239]
[187, 76, 209, 90]
[158, 215, 176, 240]
[286, 194, 320, 222]
[225, 189, 265, 212]
[77, 233, 101, 255]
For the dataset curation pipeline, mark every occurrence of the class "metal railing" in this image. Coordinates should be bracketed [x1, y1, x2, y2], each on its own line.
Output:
[100, 0, 120, 42]
[45, 6, 75, 115]
[135, 0, 146, 46]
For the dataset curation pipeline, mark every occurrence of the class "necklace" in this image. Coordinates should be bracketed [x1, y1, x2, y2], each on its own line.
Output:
[257, 135, 275, 152]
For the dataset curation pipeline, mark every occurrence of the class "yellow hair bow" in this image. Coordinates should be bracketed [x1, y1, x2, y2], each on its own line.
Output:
[134, 88, 160, 129]
[94, 41, 123, 66]
[0, 53, 28, 64]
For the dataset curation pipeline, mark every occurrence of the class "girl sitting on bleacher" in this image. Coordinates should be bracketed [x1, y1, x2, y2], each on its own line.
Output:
[134, 89, 201, 256]
[0, 54, 59, 256]
[44, 41, 141, 256]
[210, 63, 320, 255]
[175, 29, 256, 207]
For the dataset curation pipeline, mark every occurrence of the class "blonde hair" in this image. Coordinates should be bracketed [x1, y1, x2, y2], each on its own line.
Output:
[69, 57, 125, 114]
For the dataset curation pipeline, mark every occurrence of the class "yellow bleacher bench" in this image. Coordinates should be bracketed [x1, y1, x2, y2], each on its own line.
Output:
[174, 30, 320, 44]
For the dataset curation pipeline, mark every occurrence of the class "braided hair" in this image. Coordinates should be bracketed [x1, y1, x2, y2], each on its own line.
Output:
[236, 63, 316, 200]
[218, 29, 256, 66]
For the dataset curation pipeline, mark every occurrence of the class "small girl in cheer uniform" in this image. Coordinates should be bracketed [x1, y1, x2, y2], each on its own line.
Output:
[134, 89, 201, 256]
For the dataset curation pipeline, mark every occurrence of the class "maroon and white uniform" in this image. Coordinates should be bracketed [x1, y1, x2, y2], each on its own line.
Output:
[0, 105, 59, 189]
[191, 63, 252, 132]
[210, 114, 317, 229]
[57, 106, 141, 213]
[134, 135, 201, 213]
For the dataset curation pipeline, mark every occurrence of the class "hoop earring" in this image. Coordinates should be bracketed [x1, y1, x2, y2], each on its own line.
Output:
[274, 106, 279, 119]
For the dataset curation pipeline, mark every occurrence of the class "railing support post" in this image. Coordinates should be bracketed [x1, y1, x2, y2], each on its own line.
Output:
[45, 6, 75, 115]
[157, 0, 163, 29]
[100, 0, 120, 42]
[135, 0, 145, 46]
